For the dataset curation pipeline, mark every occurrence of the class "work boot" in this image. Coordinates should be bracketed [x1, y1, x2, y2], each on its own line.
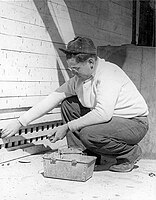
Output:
[109, 146, 142, 172]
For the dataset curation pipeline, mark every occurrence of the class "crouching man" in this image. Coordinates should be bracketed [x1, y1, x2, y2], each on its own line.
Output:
[1, 36, 149, 172]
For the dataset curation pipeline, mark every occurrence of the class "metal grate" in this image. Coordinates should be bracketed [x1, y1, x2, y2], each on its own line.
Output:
[0, 120, 63, 150]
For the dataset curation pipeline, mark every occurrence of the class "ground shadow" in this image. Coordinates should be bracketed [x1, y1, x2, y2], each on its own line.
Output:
[94, 158, 117, 172]
[94, 163, 139, 172]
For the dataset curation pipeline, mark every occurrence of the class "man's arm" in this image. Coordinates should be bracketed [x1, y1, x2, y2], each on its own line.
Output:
[18, 91, 67, 126]
[1, 91, 66, 138]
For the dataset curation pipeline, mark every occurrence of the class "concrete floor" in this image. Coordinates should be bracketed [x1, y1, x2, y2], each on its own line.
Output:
[1, 153, 156, 200]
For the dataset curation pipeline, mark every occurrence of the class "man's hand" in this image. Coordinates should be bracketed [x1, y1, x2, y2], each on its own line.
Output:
[47, 124, 69, 143]
[0, 119, 22, 138]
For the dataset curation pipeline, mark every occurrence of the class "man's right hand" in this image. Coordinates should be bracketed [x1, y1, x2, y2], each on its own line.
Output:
[0, 119, 22, 138]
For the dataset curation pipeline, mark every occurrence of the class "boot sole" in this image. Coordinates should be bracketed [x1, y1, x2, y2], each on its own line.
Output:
[109, 154, 142, 173]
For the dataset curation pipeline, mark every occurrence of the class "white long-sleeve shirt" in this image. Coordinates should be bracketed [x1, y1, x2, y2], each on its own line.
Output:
[19, 58, 148, 131]
[56, 58, 149, 131]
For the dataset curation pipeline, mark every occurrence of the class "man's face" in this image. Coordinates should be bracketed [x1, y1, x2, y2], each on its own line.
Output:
[67, 58, 93, 80]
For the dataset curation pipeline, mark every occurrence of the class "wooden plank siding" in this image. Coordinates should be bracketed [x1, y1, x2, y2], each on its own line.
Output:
[0, 0, 133, 153]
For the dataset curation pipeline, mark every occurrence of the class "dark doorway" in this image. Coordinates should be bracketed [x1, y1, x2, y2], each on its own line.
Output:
[138, 0, 155, 47]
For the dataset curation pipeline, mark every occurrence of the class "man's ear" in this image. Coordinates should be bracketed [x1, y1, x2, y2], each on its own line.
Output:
[88, 58, 94, 69]
[88, 58, 94, 64]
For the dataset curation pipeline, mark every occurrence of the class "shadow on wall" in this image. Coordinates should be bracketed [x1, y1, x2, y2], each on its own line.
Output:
[63, 0, 110, 42]
[97, 45, 128, 69]
[33, 0, 118, 80]
[33, 1, 129, 82]
[33, 0, 73, 85]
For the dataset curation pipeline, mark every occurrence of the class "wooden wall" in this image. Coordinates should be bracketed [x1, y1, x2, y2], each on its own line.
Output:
[0, 0, 133, 152]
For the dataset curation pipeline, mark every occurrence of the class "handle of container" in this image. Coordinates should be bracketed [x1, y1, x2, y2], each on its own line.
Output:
[50, 158, 56, 164]
[58, 148, 83, 155]
[60, 152, 83, 155]
[71, 159, 77, 166]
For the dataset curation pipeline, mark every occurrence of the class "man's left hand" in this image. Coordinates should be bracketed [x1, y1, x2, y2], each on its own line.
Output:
[47, 124, 69, 143]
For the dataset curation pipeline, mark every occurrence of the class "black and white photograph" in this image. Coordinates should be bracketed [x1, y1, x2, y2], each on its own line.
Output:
[0, 0, 155, 199]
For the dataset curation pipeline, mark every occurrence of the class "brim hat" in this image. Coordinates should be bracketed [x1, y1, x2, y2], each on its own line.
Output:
[59, 36, 97, 55]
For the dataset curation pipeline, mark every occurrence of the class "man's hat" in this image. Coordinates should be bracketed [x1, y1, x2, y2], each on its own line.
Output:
[59, 36, 97, 55]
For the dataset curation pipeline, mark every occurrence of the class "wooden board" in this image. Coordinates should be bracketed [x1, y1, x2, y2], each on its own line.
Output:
[0, 119, 66, 164]
[0, 137, 67, 164]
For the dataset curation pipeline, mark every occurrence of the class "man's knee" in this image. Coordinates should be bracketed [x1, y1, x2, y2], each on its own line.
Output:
[79, 127, 93, 147]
